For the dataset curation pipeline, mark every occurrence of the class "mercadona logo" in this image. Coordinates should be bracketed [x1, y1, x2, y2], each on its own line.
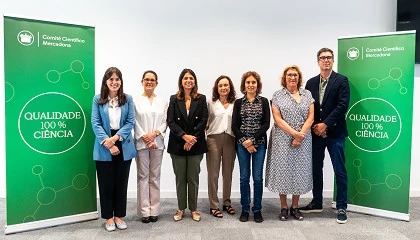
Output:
[17, 30, 34, 46]
[347, 47, 360, 60]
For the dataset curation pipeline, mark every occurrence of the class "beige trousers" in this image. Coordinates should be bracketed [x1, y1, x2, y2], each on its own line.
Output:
[206, 133, 236, 209]
[136, 149, 163, 217]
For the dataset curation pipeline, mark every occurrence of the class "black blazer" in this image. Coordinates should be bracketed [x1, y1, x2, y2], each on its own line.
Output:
[305, 71, 350, 138]
[167, 94, 208, 155]
[232, 95, 271, 149]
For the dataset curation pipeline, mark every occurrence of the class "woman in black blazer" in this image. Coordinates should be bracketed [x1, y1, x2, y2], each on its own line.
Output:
[167, 68, 208, 222]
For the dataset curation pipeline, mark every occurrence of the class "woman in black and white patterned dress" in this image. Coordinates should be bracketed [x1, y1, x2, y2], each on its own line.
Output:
[265, 65, 314, 221]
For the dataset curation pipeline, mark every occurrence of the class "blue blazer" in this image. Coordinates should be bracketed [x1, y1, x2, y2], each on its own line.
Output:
[305, 71, 350, 138]
[91, 94, 137, 161]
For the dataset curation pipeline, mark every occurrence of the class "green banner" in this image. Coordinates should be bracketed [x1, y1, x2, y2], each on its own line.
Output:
[4, 16, 97, 233]
[337, 31, 415, 220]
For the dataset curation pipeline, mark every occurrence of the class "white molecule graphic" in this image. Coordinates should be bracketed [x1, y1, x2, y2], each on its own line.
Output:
[46, 60, 90, 89]
[5, 82, 15, 102]
[349, 158, 402, 204]
[23, 165, 89, 223]
[368, 68, 407, 94]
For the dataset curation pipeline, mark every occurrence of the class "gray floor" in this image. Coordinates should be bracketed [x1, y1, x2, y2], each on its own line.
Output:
[1, 198, 420, 240]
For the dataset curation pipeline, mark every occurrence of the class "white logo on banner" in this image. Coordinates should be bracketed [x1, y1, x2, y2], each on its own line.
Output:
[347, 47, 360, 60]
[17, 30, 34, 46]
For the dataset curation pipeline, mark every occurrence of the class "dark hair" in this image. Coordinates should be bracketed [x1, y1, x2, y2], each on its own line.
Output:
[240, 71, 262, 94]
[317, 47, 334, 61]
[281, 65, 304, 89]
[212, 75, 236, 103]
[98, 67, 127, 105]
[176, 68, 200, 100]
[142, 70, 158, 83]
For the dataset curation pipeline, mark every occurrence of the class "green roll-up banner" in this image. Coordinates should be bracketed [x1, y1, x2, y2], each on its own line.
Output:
[337, 31, 415, 221]
[4, 16, 98, 234]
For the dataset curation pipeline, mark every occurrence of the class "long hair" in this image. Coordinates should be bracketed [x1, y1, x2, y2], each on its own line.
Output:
[176, 68, 200, 100]
[212, 75, 236, 103]
[98, 67, 127, 105]
[280, 65, 304, 89]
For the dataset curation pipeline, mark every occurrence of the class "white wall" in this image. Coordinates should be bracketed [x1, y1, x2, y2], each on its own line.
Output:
[1, 0, 418, 199]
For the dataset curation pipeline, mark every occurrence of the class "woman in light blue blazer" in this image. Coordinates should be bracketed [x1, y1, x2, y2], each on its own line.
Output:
[91, 67, 136, 232]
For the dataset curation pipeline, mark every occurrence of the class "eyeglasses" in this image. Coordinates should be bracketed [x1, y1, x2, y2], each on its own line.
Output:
[143, 78, 156, 83]
[319, 56, 333, 61]
[286, 73, 299, 78]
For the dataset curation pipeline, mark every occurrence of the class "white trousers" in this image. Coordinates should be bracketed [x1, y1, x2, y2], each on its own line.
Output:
[136, 149, 163, 217]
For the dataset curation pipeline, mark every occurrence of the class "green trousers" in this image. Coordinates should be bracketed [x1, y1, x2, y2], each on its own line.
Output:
[170, 154, 203, 211]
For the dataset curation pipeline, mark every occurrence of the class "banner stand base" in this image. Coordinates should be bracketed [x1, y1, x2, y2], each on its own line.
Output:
[4, 211, 99, 235]
[332, 202, 409, 222]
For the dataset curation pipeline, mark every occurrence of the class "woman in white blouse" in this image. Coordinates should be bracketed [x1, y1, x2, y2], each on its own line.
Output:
[206, 75, 237, 218]
[134, 70, 168, 223]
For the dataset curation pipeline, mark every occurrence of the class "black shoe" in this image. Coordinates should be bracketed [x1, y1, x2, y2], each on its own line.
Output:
[239, 212, 249, 222]
[279, 208, 288, 221]
[254, 211, 264, 223]
[150, 216, 159, 222]
[290, 207, 304, 221]
[336, 209, 347, 224]
[141, 217, 150, 223]
[299, 201, 323, 213]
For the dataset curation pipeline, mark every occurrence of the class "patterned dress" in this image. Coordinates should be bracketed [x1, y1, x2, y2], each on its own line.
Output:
[265, 88, 314, 195]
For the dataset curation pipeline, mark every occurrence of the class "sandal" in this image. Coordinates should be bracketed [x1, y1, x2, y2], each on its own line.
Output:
[173, 209, 184, 221]
[222, 205, 235, 215]
[192, 211, 201, 222]
[210, 208, 223, 218]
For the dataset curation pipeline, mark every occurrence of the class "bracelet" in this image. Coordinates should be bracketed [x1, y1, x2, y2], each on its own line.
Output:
[111, 140, 115, 145]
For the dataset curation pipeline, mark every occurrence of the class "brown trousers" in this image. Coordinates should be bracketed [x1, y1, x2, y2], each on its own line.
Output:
[206, 133, 236, 209]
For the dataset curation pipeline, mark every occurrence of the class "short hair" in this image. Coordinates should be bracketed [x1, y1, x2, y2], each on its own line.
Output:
[280, 65, 304, 89]
[176, 68, 200, 100]
[211, 75, 236, 103]
[240, 71, 262, 94]
[317, 47, 334, 61]
[142, 70, 158, 83]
